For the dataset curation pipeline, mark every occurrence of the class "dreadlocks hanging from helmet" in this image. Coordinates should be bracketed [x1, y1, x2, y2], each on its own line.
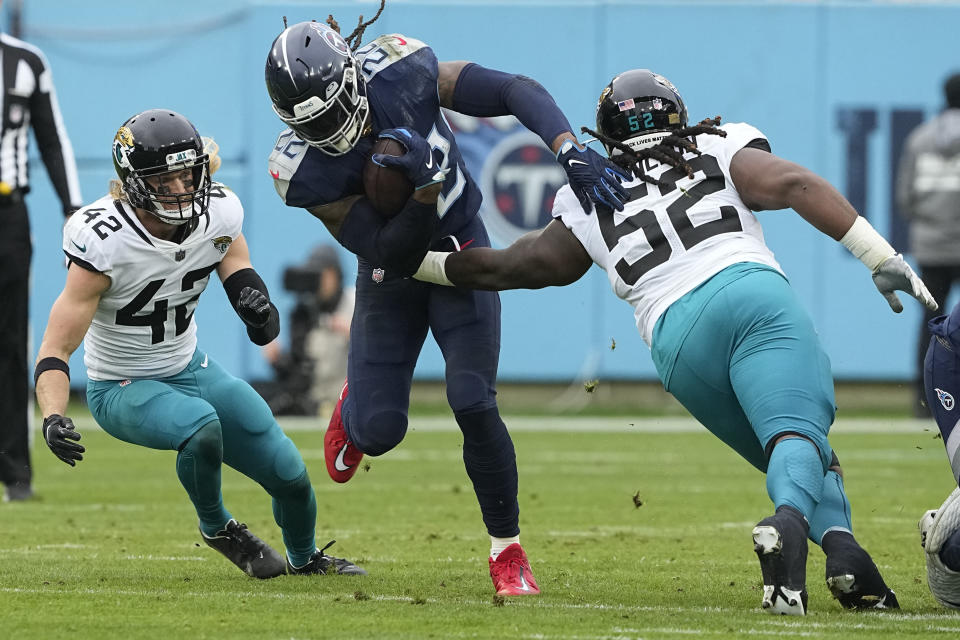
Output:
[326, 0, 386, 51]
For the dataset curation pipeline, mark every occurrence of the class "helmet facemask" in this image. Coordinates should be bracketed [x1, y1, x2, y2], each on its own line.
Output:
[272, 59, 369, 156]
[117, 144, 212, 225]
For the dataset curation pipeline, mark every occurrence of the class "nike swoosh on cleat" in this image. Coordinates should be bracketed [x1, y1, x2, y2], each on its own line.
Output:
[517, 572, 533, 592]
[334, 443, 352, 472]
[567, 159, 588, 167]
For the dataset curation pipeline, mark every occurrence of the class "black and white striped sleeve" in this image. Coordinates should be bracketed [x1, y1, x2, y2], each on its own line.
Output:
[25, 45, 82, 215]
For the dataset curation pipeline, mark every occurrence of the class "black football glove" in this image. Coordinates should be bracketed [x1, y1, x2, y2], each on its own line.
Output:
[557, 139, 631, 213]
[372, 127, 450, 190]
[42, 414, 84, 466]
[236, 286, 271, 328]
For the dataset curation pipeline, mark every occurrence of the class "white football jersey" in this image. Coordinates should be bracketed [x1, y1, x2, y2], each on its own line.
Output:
[553, 122, 782, 346]
[62, 184, 243, 380]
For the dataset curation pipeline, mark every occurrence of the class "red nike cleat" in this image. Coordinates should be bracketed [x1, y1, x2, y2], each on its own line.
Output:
[489, 543, 540, 596]
[324, 381, 363, 483]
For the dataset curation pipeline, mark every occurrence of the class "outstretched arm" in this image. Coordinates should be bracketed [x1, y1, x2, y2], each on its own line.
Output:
[437, 61, 629, 213]
[730, 147, 936, 312]
[415, 219, 592, 290]
[730, 147, 857, 239]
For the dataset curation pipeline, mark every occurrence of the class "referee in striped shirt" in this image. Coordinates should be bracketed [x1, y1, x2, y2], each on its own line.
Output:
[0, 28, 81, 502]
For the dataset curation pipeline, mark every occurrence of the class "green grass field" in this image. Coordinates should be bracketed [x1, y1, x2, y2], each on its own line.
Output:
[3, 413, 959, 639]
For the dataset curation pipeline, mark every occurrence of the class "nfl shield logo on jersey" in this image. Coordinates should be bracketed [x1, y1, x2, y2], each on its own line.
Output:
[936, 388, 955, 410]
[174, 249, 186, 262]
[372, 268, 385, 284]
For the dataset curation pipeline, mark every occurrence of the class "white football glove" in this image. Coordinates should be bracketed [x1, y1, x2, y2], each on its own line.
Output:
[871, 254, 937, 313]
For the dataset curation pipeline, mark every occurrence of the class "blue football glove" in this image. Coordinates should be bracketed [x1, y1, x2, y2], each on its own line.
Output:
[372, 127, 450, 191]
[557, 139, 631, 213]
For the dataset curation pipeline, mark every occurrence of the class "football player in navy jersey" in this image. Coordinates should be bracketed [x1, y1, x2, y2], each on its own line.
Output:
[920, 304, 960, 609]
[34, 109, 364, 580]
[412, 69, 938, 614]
[265, 9, 630, 596]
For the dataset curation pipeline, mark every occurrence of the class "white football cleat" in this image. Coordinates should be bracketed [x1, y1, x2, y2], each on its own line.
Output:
[753, 506, 809, 616]
[922, 488, 960, 609]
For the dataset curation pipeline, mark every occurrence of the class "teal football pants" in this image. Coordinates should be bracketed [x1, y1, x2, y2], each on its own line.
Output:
[652, 263, 852, 542]
[86, 349, 315, 558]
[652, 263, 835, 470]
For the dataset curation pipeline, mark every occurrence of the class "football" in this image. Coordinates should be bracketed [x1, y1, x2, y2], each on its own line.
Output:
[362, 138, 414, 217]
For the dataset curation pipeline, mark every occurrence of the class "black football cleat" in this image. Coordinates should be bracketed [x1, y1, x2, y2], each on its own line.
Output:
[200, 519, 286, 579]
[753, 505, 810, 615]
[824, 531, 900, 610]
[3, 483, 34, 502]
[286, 540, 367, 576]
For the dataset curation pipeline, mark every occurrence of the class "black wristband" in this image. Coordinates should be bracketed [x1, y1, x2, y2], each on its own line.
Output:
[223, 268, 271, 313]
[222, 268, 280, 345]
[246, 302, 280, 346]
[34, 357, 70, 386]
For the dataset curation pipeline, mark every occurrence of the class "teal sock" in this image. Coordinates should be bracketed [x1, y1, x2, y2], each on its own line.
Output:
[808, 469, 852, 545]
[766, 437, 824, 521]
[176, 420, 232, 537]
[270, 470, 317, 567]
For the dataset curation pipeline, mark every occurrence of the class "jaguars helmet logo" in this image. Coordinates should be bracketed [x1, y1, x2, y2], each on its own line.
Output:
[597, 86, 612, 110]
[113, 126, 135, 168]
[212, 235, 233, 254]
[115, 126, 134, 148]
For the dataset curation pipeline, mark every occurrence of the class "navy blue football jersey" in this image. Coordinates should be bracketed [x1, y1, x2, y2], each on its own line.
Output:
[269, 34, 481, 241]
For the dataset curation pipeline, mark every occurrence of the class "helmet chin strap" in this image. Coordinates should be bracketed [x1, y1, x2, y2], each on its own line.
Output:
[145, 197, 198, 226]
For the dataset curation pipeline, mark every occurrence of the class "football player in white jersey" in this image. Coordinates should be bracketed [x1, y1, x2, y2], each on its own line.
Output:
[413, 70, 938, 615]
[33, 109, 364, 579]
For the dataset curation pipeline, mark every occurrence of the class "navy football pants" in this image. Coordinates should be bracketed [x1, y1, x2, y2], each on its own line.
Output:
[924, 303, 960, 487]
[341, 216, 520, 537]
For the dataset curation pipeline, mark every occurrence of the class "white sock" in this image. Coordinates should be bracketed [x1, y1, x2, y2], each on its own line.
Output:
[490, 535, 520, 560]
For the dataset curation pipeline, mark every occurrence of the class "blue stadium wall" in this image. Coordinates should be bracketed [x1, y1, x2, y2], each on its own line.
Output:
[14, 0, 960, 383]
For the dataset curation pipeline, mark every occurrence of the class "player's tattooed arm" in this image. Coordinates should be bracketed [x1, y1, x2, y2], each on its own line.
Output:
[437, 61, 470, 108]
[313, 193, 439, 275]
[307, 195, 364, 239]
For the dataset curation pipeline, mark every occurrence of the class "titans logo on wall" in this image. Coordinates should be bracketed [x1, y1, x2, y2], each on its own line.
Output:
[444, 112, 567, 246]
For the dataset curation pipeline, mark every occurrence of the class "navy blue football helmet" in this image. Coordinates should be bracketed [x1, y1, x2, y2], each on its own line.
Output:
[595, 69, 688, 155]
[265, 21, 369, 156]
[112, 109, 212, 225]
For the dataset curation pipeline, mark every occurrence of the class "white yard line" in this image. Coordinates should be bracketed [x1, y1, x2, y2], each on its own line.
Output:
[64, 415, 938, 434]
[3, 584, 959, 626]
